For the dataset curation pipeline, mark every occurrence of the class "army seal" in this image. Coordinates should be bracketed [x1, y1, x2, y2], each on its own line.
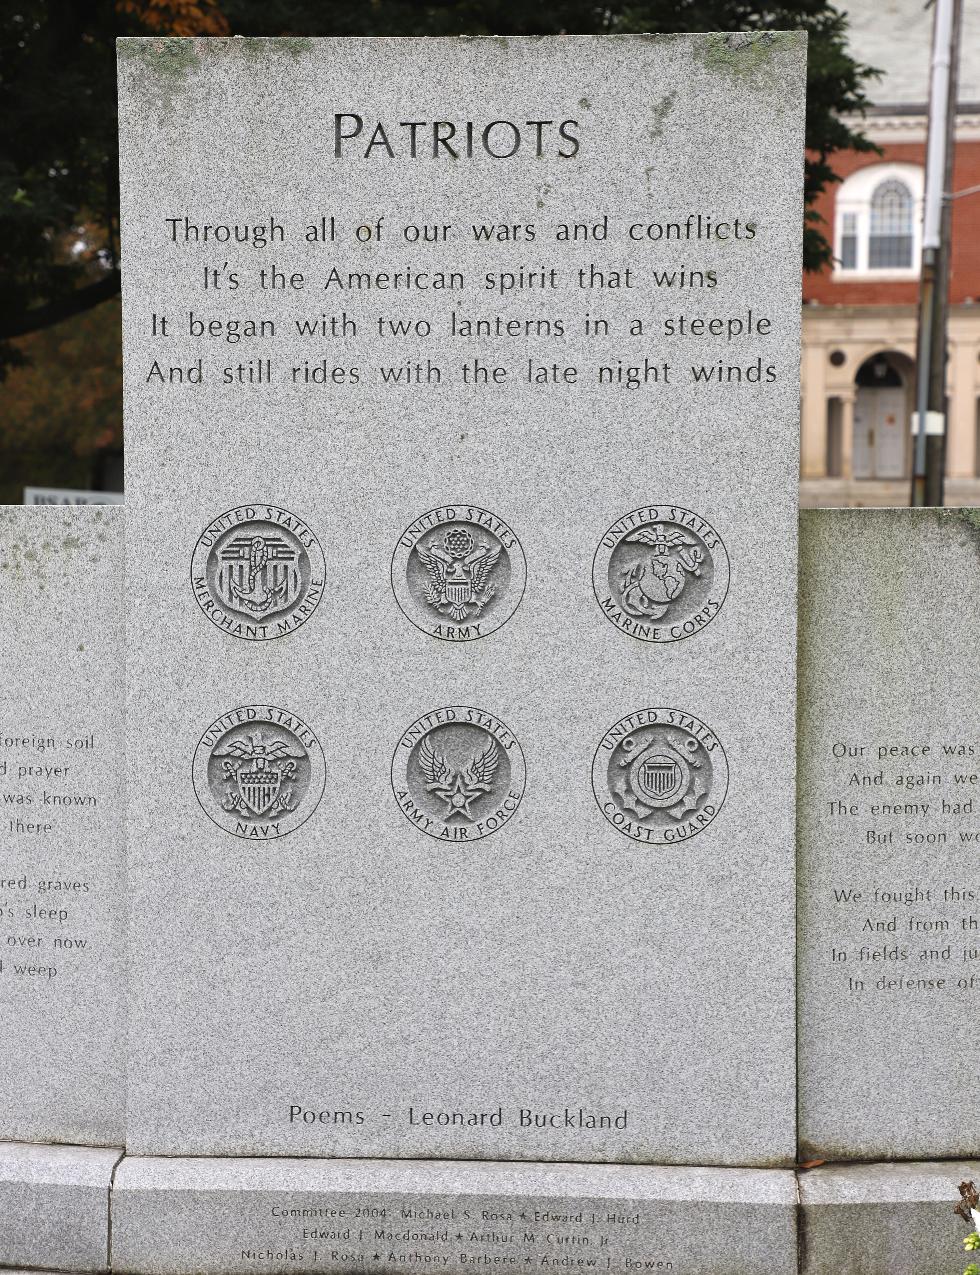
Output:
[391, 505, 526, 642]
[192, 704, 326, 840]
[391, 706, 526, 841]
[191, 504, 325, 641]
[592, 505, 730, 643]
[592, 708, 728, 844]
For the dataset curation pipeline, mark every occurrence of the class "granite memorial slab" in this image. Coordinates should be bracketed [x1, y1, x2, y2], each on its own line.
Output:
[111, 1155, 799, 1275]
[0, 507, 126, 1146]
[117, 33, 805, 1165]
[798, 509, 980, 1159]
[0, 1140, 121, 1272]
[799, 1160, 980, 1275]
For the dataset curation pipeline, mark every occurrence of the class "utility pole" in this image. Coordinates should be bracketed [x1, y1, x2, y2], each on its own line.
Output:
[911, 0, 963, 507]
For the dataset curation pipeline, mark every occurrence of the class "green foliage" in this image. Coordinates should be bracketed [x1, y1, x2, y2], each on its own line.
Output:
[219, 0, 880, 274]
[0, 0, 878, 389]
[966, 1230, 980, 1251]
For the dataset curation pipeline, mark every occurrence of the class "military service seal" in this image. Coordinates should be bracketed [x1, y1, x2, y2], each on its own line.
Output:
[391, 505, 526, 642]
[391, 706, 526, 841]
[191, 504, 325, 641]
[592, 506, 730, 643]
[192, 704, 326, 840]
[592, 708, 728, 844]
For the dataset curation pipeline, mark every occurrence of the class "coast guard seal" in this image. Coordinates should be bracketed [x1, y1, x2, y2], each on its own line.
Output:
[391, 505, 526, 642]
[592, 708, 728, 844]
[391, 706, 526, 841]
[191, 504, 325, 641]
[192, 704, 325, 839]
[592, 506, 730, 643]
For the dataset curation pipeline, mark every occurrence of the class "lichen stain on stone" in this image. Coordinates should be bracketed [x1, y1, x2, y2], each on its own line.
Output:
[459, 34, 510, 48]
[939, 506, 980, 557]
[119, 35, 202, 79]
[647, 91, 676, 142]
[237, 35, 313, 63]
[118, 36, 204, 116]
[535, 183, 552, 210]
[579, 97, 591, 110]
[694, 30, 800, 83]
[0, 530, 89, 584]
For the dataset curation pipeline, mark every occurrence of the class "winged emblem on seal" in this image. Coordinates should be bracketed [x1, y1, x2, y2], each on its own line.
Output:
[213, 730, 305, 818]
[415, 527, 501, 623]
[617, 526, 705, 621]
[418, 732, 499, 820]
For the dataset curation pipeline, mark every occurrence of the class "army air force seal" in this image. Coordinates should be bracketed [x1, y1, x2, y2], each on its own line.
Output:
[592, 506, 729, 643]
[193, 705, 326, 840]
[391, 506, 526, 642]
[592, 709, 728, 844]
[391, 707, 526, 841]
[191, 505, 325, 641]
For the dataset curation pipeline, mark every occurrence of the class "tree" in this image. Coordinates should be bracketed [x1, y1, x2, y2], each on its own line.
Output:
[0, 0, 878, 380]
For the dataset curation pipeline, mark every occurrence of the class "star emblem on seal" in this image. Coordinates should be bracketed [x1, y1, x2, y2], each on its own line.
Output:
[391, 706, 526, 842]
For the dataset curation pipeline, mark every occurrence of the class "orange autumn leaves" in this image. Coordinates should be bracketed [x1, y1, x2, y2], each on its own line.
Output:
[116, 0, 230, 37]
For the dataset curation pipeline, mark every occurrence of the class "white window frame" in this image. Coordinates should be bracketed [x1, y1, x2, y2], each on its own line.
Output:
[833, 162, 924, 280]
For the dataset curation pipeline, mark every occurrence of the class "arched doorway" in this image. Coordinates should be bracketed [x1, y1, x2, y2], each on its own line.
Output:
[853, 352, 913, 479]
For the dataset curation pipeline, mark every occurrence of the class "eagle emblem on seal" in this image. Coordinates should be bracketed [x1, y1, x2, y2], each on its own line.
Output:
[213, 730, 304, 818]
[415, 527, 500, 623]
[618, 525, 705, 621]
[418, 732, 499, 820]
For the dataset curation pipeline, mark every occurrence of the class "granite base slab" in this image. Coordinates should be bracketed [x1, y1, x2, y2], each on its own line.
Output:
[111, 1156, 799, 1275]
[0, 1140, 122, 1272]
[799, 1161, 980, 1275]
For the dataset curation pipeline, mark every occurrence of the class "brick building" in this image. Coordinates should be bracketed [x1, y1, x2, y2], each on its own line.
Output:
[801, 0, 980, 505]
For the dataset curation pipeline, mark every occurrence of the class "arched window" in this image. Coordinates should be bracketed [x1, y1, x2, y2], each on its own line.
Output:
[868, 179, 914, 268]
[834, 163, 923, 277]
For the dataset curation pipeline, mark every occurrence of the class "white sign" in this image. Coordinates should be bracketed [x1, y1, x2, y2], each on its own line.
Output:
[23, 487, 124, 506]
[909, 411, 945, 436]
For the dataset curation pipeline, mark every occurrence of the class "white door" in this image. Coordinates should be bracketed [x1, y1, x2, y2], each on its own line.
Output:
[874, 387, 906, 478]
[853, 389, 875, 478]
[854, 386, 907, 478]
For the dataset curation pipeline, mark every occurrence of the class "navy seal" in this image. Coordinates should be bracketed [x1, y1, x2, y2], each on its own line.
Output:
[192, 704, 325, 840]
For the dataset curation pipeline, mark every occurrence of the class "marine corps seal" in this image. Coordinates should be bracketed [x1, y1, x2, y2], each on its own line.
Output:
[592, 506, 730, 643]
[191, 504, 325, 641]
[391, 505, 526, 642]
[592, 708, 728, 844]
[192, 704, 326, 839]
[391, 706, 526, 841]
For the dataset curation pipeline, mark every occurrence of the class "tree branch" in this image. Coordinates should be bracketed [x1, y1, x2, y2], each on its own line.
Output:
[0, 271, 121, 340]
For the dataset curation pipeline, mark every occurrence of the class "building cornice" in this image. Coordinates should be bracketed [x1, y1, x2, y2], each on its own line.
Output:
[842, 107, 980, 145]
[804, 303, 980, 320]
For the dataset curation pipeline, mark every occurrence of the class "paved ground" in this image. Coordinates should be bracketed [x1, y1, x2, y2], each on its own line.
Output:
[800, 479, 980, 508]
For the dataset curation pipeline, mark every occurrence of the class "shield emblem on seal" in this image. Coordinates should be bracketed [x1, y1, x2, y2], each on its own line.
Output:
[444, 564, 473, 607]
[238, 759, 281, 815]
[629, 747, 690, 808]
